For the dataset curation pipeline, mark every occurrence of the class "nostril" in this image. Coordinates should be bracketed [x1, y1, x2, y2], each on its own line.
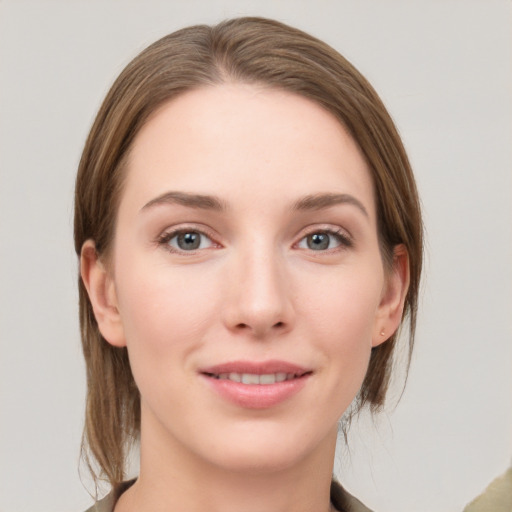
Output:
[274, 321, 284, 328]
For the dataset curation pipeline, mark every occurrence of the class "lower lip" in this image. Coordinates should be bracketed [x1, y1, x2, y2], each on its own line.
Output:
[202, 374, 310, 409]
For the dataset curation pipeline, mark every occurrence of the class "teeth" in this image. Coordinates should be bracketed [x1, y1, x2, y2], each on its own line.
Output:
[215, 372, 298, 384]
[242, 373, 260, 384]
[259, 374, 276, 384]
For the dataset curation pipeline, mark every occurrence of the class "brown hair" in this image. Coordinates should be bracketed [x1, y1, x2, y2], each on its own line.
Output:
[74, 16, 423, 489]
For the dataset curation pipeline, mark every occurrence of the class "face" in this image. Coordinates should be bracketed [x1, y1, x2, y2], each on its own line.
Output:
[84, 84, 407, 474]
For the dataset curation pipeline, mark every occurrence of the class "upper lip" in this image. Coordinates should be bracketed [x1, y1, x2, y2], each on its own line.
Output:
[199, 360, 311, 376]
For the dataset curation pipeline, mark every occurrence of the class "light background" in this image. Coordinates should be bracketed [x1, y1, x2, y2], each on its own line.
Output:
[0, 1, 510, 511]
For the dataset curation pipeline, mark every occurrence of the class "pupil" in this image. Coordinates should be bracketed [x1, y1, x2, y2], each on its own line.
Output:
[178, 232, 200, 250]
[308, 233, 329, 250]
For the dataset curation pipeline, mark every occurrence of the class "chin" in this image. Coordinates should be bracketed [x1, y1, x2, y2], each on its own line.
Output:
[200, 421, 336, 475]
[210, 445, 306, 475]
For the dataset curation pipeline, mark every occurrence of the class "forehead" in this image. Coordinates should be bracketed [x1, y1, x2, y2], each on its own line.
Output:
[122, 84, 375, 217]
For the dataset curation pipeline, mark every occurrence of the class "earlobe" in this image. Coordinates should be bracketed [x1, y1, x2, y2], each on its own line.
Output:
[80, 240, 126, 347]
[373, 244, 410, 347]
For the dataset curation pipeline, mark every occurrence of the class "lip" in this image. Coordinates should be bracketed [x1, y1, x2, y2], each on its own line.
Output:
[201, 360, 310, 375]
[199, 360, 312, 409]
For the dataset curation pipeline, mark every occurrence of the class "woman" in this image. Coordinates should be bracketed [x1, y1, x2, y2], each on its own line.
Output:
[75, 17, 422, 512]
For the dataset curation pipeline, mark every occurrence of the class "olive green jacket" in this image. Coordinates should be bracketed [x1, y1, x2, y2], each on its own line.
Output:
[462, 466, 512, 512]
[84, 479, 373, 512]
[85, 467, 512, 512]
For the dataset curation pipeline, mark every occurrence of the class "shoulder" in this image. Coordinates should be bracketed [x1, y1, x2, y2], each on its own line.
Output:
[83, 480, 136, 512]
[463, 466, 512, 512]
[331, 479, 374, 512]
[83, 493, 114, 512]
[84, 479, 371, 512]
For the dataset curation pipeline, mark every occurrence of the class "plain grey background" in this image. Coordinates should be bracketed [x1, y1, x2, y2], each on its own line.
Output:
[0, 1, 510, 511]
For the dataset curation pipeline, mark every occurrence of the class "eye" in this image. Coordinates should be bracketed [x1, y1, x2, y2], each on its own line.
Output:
[159, 229, 216, 252]
[297, 230, 351, 251]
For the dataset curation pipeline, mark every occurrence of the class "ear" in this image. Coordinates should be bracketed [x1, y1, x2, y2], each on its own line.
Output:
[372, 244, 410, 347]
[80, 240, 126, 347]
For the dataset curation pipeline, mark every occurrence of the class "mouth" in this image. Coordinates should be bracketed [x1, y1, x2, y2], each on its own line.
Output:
[199, 360, 312, 408]
[203, 371, 310, 385]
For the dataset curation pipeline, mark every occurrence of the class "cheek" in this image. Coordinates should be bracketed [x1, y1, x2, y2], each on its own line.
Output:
[299, 263, 382, 341]
[113, 252, 220, 357]
[113, 256, 223, 410]
[296, 262, 383, 390]
[310, 286, 378, 414]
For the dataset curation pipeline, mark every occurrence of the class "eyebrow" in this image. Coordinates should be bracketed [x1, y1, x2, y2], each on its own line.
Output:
[141, 191, 227, 212]
[141, 190, 368, 217]
[292, 193, 369, 217]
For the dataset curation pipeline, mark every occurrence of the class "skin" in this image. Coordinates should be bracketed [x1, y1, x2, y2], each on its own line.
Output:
[81, 84, 409, 512]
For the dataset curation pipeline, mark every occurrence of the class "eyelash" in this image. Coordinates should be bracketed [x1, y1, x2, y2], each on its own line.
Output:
[156, 226, 353, 254]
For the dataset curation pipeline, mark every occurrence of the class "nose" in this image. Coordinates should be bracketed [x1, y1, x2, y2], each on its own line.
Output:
[222, 247, 295, 339]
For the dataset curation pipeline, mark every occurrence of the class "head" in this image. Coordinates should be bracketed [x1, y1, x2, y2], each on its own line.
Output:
[75, 17, 422, 488]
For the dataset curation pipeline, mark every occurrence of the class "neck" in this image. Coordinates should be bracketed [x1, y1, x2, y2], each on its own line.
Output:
[116, 408, 338, 512]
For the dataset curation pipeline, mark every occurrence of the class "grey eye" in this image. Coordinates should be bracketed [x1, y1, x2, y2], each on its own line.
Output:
[307, 233, 330, 250]
[168, 231, 213, 251]
[298, 231, 347, 251]
[177, 232, 201, 250]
